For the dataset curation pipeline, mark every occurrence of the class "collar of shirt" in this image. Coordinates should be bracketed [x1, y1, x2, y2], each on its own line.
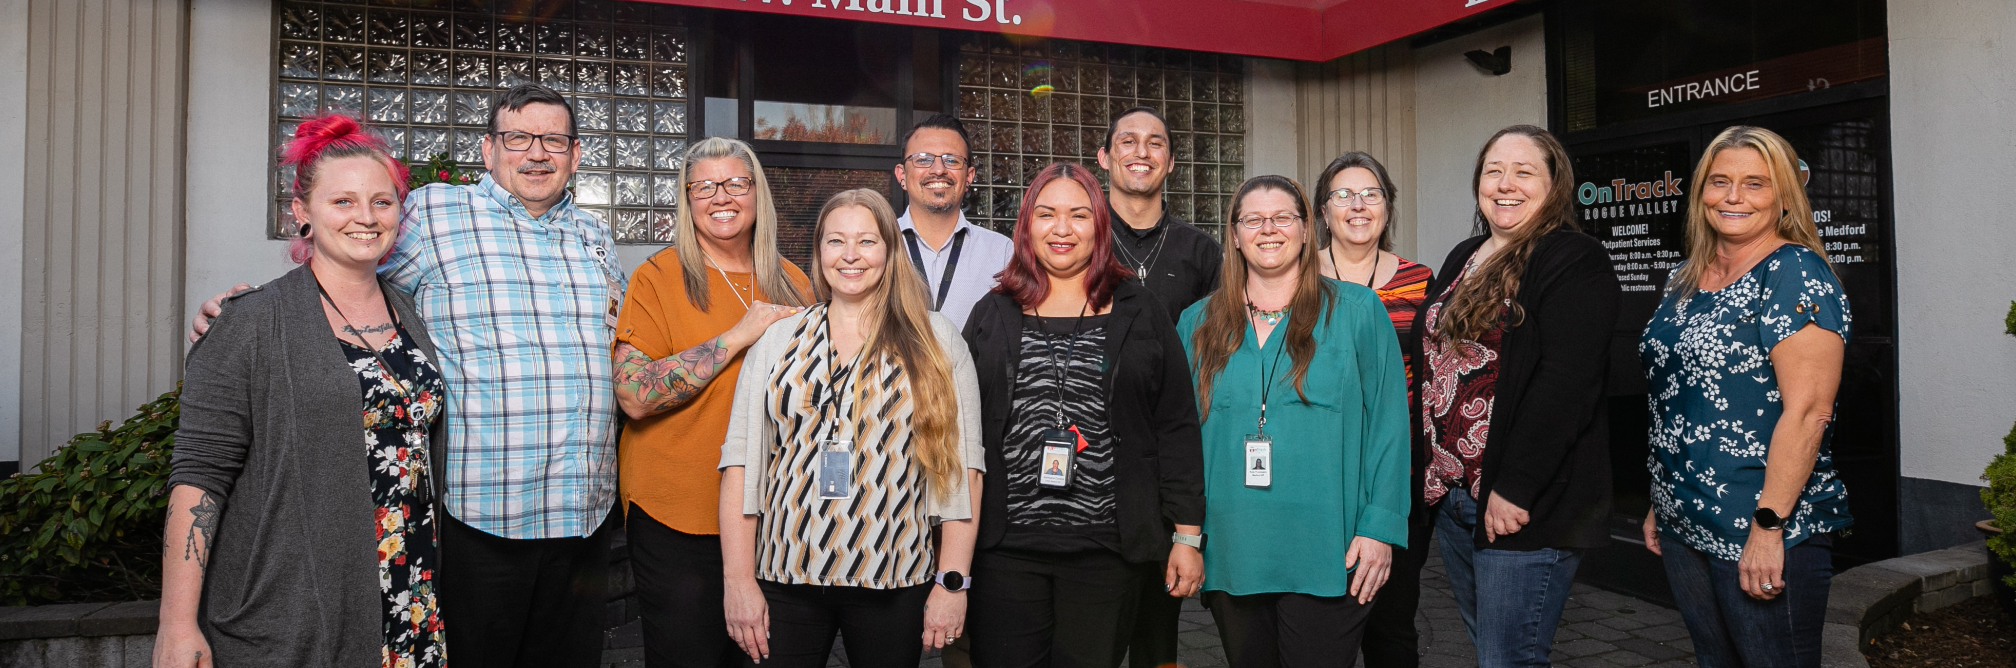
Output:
[1109, 203, 1175, 241]
[896, 208, 973, 253]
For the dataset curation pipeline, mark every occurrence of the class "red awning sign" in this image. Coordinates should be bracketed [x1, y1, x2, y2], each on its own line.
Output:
[641, 0, 1517, 62]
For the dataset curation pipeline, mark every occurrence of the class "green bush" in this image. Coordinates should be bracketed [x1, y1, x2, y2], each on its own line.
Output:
[0, 387, 179, 605]
[1987, 301, 2016, 588]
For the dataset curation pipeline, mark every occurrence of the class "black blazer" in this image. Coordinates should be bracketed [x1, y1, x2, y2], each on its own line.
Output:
[1411, 229, 1622, 551]
[962, 281, 1206, 564]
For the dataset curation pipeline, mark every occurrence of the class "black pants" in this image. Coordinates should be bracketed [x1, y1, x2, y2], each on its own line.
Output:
[628, 503, 740, 668]
[1360, 519, 1434, 668]
[753, 580, 932, 668]
[1126, 560, 1184, 668]
[439, 507, 615, 668]
[1204, 590, 1375, 668]
[968, 548, 1141, 668]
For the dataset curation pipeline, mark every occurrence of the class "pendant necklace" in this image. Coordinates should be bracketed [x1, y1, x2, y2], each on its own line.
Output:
[1246, 302, 1287, 326]
[1328, 245, 1379, 289]
[1113, 218, 1172, 289]
[701, 248, 752, 310]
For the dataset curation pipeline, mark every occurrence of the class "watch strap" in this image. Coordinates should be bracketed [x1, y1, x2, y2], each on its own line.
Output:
[1171, 531, 1204, 550]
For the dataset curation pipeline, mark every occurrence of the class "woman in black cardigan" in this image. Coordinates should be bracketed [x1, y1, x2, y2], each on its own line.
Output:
[961, 163, 1206, 668]
[1411, 125, 1621, 668]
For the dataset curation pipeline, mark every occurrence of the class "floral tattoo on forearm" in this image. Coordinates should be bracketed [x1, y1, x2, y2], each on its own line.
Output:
[615, 338, 731, 415]
[183, 491, 222, 568]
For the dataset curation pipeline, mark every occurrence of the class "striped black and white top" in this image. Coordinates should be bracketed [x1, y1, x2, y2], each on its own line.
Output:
[719, 305, 985, 589]
[1001, 314, 1121, 553]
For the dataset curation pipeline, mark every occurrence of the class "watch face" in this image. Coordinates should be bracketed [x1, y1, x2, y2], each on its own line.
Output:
[1753, 508, 1783, 529]
[941, 571, 966, 591]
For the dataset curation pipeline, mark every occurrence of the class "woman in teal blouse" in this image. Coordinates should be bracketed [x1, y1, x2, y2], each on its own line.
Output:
[1178, 175, 1411, 667]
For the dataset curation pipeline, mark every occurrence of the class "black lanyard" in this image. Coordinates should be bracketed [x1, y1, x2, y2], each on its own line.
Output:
[315, 280, 408, 400]
[1250, 304, 1290, 434]
[1046, 301, 1092, 429]
[904, 227, 967, 312]
[818, 307, 855, 431]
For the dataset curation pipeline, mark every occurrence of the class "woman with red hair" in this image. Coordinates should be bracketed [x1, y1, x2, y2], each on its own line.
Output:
[159, 114, 449, 668]
[960, 163, 1206, 668]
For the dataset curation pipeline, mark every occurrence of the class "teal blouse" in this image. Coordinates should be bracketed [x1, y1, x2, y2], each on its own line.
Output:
[1178, 279, 1412, 597]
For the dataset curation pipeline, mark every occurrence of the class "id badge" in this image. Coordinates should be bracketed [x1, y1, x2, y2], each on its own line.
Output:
[816, 439, 853, 499]
[603, 277, 623, 330]
[1244, 434, 1272, 488]
[1037, 429, 1076, 489]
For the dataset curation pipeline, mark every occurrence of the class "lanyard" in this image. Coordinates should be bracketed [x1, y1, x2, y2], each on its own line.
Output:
[904, 227, 967, 312]
[315, 280, 409, 400]
[818, 308, 855, 431]
[1046, 300, 1092, 429]
[1249, 302, 1290, 434]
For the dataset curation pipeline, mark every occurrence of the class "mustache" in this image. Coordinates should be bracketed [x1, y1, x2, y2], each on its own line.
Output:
[517, 160, 558, 174]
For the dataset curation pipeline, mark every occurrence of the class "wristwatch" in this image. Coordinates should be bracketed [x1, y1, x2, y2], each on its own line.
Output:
[1753, 506, 1786, 531]
[935, 570, 970, 592]
[1172, 531, 1205, 551]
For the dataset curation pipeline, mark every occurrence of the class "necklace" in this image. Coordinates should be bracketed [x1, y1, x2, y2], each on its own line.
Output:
[1327, 245, 1380, 288]
[1246, 302, 1287, 326]
[1113, 218, 1172, 288]
[701, 249, 752, 309]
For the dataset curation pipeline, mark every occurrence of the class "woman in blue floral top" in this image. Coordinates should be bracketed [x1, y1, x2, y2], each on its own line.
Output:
[1639, 126, 1851, 668]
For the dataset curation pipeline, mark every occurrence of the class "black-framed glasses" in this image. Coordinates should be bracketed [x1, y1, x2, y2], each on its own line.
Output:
[903, 152, 969, 170]
[1235, 213, 1305, 230]
[1325, 187, 1388, 207]
[686, 176, 755, 199]
[490, 131, 577, 153]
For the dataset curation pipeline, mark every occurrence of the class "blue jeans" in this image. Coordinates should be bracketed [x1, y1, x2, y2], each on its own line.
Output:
[1659, 534, 1834, 668]
[1433, 491, 1583, 668]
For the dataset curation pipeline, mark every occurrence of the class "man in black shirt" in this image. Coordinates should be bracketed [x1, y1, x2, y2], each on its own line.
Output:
[1096, 106, 1221, 668]
[1098, 107, 1223, 325]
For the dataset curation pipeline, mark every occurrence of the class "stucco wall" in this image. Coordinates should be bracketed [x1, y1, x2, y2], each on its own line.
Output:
[1, 0, 29, 464]
[183, 0, 293, 331]
[1410, 14, 1548, 269]
[1245, 58, 1301, 192]
[1890, 2, 2016, 488]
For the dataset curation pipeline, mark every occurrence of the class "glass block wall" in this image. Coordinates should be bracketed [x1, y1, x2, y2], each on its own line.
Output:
[955, 36, 1247, 240]
[271, 0, 689, 244]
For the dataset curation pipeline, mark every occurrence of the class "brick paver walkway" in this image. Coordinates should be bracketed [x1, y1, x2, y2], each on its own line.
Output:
[603, 539, 1700, 668]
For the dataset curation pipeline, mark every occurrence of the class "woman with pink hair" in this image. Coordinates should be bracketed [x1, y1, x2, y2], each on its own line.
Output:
[156, 114, 449, 668]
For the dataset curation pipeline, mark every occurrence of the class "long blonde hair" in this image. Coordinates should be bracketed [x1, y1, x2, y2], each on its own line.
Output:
[674, 137, 806, 310]
[1188, 175, 1333, 419]
[1434, 125, 1579, 346]
[1668, 126, 1832, 297]
[812, 189, 961, 501]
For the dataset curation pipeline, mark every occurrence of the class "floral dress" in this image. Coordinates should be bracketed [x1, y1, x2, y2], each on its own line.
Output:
[1640, 244, 1853, 561]
[338, 323, 448, 668]
[1421, 262, 1504, 505]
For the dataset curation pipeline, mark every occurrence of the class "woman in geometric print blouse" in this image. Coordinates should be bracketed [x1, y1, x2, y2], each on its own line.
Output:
[719, 189, 984, 667]
[1639, 125, 1851, 668]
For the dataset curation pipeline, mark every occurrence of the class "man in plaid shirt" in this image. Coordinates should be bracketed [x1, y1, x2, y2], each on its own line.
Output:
[193, 85, 622, 667]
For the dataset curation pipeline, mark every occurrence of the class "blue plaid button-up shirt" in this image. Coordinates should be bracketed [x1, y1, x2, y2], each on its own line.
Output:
[381, 176, 626, 539]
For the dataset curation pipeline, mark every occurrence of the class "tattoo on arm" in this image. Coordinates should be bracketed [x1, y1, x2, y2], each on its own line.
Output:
[184, 491, 222, 568]
[615, 338, 731, 415]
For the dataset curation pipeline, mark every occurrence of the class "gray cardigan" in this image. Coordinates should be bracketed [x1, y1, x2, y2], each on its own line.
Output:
[169, 264, 442, 668]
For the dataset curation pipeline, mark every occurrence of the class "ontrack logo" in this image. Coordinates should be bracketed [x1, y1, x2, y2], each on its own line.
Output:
[1578, 172, 1685, 206]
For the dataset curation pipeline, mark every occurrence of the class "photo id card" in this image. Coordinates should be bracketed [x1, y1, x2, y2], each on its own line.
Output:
[1244, 434, 1272, 488]
[816, 439, 853, 500]
[1037, 428, 1077, 489]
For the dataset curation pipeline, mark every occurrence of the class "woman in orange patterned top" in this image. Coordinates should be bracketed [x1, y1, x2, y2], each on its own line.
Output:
[1312, 151, 1435, 668]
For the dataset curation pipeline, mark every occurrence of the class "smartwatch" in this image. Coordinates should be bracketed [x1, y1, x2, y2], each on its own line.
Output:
[935, 570, 970, 592]
[1172, 531, 1205, 551]
[1752, 507, 1785, 531]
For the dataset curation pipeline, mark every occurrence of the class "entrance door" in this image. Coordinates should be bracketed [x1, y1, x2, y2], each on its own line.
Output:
[1567, 98, 1898, 603]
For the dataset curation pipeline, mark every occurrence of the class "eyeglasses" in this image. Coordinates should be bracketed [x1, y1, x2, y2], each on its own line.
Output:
[490, 131, 577, 153]
[1235, 213, 1305, 230]
[686, 176, 755, 199]
[903, 152, 969, 170]
[1325, 187, 1388, 207]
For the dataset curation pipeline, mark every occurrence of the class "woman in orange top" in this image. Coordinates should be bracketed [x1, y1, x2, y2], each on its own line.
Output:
[613, 136, 811, 668]
[1311, 151, 1435, 668]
